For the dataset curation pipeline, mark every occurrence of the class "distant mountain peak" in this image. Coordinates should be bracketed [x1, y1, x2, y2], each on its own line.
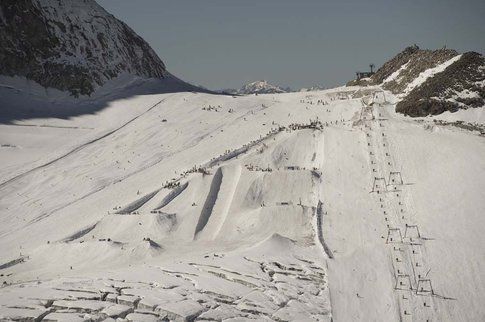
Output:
[238, 80, 288, 94]
[299, 85, 326, 92]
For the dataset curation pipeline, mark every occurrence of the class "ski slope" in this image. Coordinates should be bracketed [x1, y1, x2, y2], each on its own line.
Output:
[0, 86, 484, 321]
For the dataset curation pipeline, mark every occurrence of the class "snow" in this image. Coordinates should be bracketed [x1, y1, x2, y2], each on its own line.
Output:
[438, 79, 485, 110]
[383, 61, 409, 84]
[430, 105, 485, 124]
[299, 85, 326, 92]
[0, 83, 484, 321]
[383, 89, 485, 126]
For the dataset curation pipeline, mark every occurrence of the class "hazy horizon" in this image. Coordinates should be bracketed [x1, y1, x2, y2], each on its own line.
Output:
[98, 0, 485, 90]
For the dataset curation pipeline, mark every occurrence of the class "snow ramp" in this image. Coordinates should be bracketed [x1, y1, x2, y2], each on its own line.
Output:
[153, 182, 189, 211]
[193, 165, 241, 240]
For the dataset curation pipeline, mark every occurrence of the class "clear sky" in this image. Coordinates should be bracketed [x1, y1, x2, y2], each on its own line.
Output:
[97, 0, 485, 90]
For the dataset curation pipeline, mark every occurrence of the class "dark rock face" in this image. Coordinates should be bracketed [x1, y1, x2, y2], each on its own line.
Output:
[396, 52, 485, 117]
[373, 46, 459, 94]
[355, 45, 484, 116]
[0, 0, 167, 96]
[347, 45, 423, 87]
[347, 45, 459, 91]
[371, 45, 421, 84]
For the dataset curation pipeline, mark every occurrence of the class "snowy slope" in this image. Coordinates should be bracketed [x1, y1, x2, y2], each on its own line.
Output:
[0, 0, 209, 126]
[0, 87, 484, 321]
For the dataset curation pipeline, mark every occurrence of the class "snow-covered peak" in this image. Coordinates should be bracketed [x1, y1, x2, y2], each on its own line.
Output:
[0, 0, 167, 96]
[238, 80, 288, 95]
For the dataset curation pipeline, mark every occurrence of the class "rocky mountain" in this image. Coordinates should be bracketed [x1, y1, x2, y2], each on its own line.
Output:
[222, 83, 326, 95]
[237, 80, 289, 95]
[395, 51, 485, 116]
[0, 0, 168, 97]
[349, 45, 485, 117]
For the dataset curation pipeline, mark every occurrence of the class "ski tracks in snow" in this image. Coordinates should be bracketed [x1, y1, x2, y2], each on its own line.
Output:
[362, 96, 451, 321]
[0, 97, 171, 190]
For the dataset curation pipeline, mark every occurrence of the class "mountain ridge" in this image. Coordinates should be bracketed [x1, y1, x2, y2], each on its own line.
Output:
[235, 80, 289, 95]
[0, 0, 167, 96]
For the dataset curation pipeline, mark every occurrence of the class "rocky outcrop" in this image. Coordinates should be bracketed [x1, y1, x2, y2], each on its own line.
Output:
[378, 46, 458, 94]
[396, 52, 485, 116]
[352, 45, 484, 116]
[0, 0, 167, 96]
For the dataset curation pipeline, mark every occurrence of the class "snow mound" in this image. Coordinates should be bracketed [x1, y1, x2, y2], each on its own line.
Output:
[251, 233, 297, 253]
